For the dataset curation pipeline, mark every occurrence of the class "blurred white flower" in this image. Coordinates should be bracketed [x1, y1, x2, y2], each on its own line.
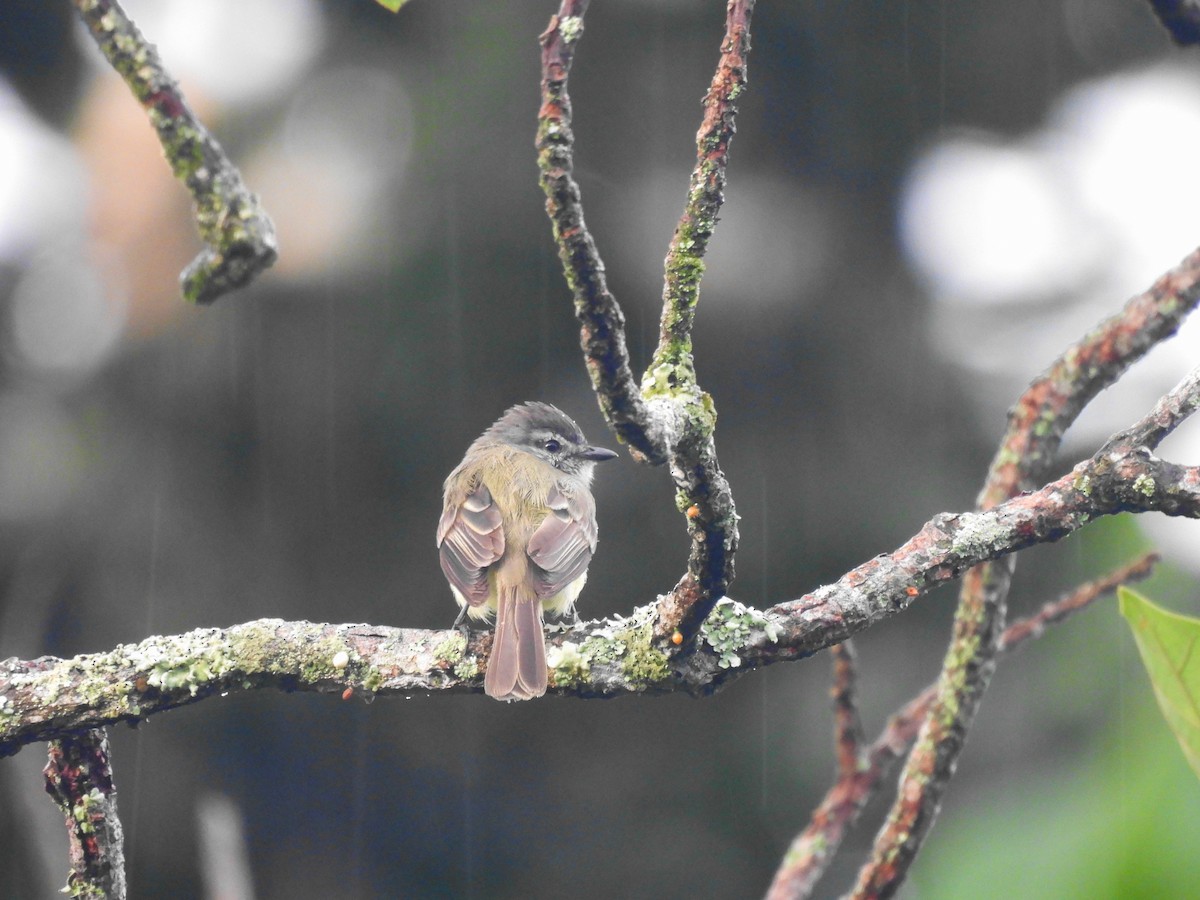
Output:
[899, 135, 1096, 305]
[249, 66, 416, 278]
[9, 245, 126, 376]
[92, 0, 326, 108]
[0, 80, 87, 265]
[1052, 66, 1200, 290]
[898, 63, 1200, 574]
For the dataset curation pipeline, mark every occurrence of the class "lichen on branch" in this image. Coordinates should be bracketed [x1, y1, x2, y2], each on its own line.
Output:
[851, 241, 1200, 897]
[44, 730, 127, 900]
[73, 0, 277, 304]
[537, 1, 751, 648]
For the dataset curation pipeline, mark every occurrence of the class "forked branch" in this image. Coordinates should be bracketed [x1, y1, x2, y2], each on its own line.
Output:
[537, 0, 751, 646]
[764, 555, 1160, 900]
[851, 238, 1200, 897]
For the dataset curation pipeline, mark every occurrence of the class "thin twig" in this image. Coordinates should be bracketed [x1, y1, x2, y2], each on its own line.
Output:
[537, 2, 750, 645]
[536, 2, 665, 463]
[43, 729, 127, 900]
[1105, 364, 1200, 451]
[73, 0, 277, 304]
[641, 0, 754, 642]
[830, 642, 864, 777]
[997, 554, 1160, 651]
[652, 0, 755, 380]
[763, 554, 1159, 900]
[850, 242, 1200, 897]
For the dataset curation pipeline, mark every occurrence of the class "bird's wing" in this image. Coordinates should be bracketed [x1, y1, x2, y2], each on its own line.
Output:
[526, 481, 598, 598]
[437, 480, 504, 606]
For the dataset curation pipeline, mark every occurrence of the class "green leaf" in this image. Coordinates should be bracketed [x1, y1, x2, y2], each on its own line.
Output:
[1119, 585, 1200, 780]
[374, 0, 410, 11]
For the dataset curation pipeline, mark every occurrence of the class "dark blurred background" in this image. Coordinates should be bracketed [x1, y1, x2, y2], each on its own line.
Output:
[2, 1, 1199, 897]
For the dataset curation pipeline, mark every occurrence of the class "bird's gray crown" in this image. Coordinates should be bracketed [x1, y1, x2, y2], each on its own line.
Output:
[472, 401, 616, 476]
[483, 401, 587, 448]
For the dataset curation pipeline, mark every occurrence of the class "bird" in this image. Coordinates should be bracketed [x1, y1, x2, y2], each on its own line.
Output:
[437, 402, 617, 701]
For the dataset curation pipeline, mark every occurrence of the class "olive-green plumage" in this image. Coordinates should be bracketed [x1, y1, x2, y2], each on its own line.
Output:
[437, 402, 616, 701]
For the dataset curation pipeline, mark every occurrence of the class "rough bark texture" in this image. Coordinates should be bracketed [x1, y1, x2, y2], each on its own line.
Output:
[44, 730, 127, 900]
[764, 555, 1158, 900]
[850, 244, 1200, 897]
[537, 1, 749, 648]
[73, 0, 277, 303]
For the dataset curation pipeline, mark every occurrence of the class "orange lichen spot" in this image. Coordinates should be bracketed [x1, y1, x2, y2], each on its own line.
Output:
[905, 586, 919, 597]
[686, 505, 701, 519]
[671, 630, 684, 645]
[342, 687, 354, 701]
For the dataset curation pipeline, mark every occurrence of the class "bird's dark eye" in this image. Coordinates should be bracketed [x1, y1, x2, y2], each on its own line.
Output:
[544, 438, 561, 454]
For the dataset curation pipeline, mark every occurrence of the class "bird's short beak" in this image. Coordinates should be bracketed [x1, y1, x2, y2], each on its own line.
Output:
[579, 445, 619, 462]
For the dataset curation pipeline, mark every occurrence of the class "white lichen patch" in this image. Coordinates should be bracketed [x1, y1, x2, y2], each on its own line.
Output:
[547, 640, 589, 687]
[951, 511, 1009, 556]
[119, 629, 234, 696]
[1133, 473, 1157, 497]
[701, 597, 779, 669]
[558, 15, 584, 43]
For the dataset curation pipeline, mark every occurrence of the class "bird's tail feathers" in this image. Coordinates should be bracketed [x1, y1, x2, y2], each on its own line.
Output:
[485, 584, 547, 701]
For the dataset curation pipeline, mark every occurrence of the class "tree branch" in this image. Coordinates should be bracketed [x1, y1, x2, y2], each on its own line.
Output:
[72, 0, 277, 303]
[536, 1, 664, 463]
[538, 1, 750, 647]
[645, 0, 752, 643]
[44, 729, 127, 900]
[754, 436, 1197, 665]
[653, 0, 753, 377]
[1105, 365, 1200, 451]
[830, 642, 865, 778]
[850, 242, 1200, 896]
[2, 620, 470, 755]
[2, 402, 1195, 757]
[763, 554, 1160, 900]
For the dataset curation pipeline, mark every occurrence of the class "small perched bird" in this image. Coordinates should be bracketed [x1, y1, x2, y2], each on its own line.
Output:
[437, 402, 617, 701]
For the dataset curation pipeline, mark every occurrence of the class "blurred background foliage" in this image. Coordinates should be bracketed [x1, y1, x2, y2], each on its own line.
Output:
[1, 1, 1199, 896]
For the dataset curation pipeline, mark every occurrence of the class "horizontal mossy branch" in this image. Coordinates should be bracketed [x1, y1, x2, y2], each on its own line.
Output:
[0, 612, 694, 755]
[2, 620, 467, 755]
[754, 443, 1200, 668]
[3, 438, 1196, 758]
